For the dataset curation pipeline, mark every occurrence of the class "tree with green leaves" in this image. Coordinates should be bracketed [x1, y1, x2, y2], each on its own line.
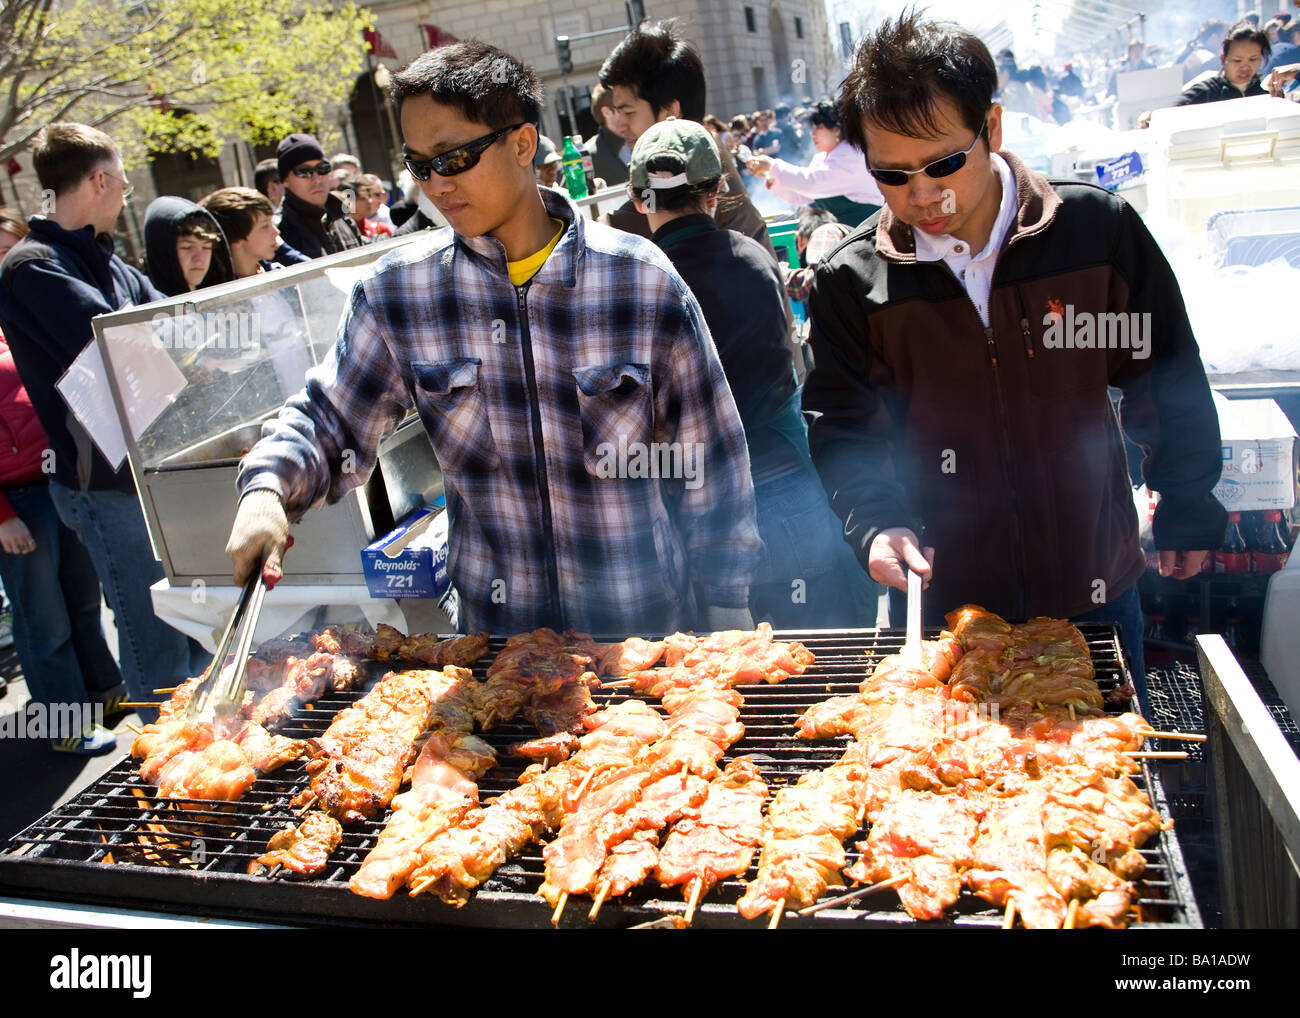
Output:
[0, 0, 373, 166]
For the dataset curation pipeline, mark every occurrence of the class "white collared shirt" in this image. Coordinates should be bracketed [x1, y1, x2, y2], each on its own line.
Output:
[766, 140, 883, 206]
[913, 152, 1017, 328]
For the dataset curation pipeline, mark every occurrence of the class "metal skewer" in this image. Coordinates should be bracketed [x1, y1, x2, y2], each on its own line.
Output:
[794, 874, 908, 917]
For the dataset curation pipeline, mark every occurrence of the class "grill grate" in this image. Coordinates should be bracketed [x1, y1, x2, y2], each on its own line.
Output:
[0, 626, 1201, 928]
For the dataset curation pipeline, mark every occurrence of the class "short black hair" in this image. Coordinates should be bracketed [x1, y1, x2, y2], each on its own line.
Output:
[1222, 20, 1271, 61]
[599, 19, 706, 121]
[775, 104, 790, 118]
[389, 40, 542, 129]
[840, 9, 996, 152]
[1199, 19, 1229, 46]
[808, 100, 841, 132]
[253, 158, 280, 196]
[1020, 65, 1048, 90]
[796, 205, 837, 239]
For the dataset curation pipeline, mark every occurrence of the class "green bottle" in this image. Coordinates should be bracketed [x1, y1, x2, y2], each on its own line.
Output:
[561, 135, 589, 198]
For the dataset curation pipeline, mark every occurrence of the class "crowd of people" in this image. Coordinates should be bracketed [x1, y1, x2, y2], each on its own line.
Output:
[0, 9, 1247, 753]
[981, 14, 1299, 127]
[776, 12, 1293, 133]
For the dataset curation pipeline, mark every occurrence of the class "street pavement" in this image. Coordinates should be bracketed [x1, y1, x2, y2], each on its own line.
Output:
[0, 605, 139, 843]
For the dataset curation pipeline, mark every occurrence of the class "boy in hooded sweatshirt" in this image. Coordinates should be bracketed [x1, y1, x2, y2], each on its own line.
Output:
[143, 196, 233, 296]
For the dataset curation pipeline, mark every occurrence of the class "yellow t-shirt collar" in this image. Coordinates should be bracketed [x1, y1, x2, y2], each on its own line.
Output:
[507, 218, 566, 286]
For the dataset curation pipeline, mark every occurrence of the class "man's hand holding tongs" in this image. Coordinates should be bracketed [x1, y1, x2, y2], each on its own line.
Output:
[226, 489, 291, 588]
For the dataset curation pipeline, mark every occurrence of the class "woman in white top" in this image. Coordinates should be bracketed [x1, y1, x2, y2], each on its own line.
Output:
[745, 100, 883, 227]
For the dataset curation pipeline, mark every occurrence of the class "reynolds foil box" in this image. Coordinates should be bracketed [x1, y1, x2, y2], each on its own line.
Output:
[361, 499, 449, 599]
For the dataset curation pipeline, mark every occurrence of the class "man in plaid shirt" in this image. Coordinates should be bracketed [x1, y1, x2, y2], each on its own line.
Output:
[226, 41, 762, 635]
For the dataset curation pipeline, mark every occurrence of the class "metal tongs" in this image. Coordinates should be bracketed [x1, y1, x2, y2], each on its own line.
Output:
[190, 535, 291, 722]
[190, 570, 269, 723]
[900, 567, 924, 668]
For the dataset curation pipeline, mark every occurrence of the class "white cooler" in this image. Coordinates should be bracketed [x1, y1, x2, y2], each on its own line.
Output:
[1261, 553, 1300, 725]
[1148, 96, 1300, 236]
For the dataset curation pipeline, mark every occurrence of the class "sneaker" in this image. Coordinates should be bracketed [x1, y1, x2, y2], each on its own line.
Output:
[51, 724, 119, 756]
[0, 611, 13, 650]
[96, 692, 132, 723]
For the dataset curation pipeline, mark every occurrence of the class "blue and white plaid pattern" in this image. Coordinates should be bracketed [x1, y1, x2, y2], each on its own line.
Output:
[238, 187, 762, 634]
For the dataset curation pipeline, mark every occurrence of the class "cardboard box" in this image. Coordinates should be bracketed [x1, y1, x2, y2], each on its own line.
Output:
[361, 499, 450, 600]
[1212, 396, 1298, 511]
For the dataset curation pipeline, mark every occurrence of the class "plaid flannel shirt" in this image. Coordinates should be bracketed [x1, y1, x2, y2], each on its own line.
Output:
[784, 222, 852, 303]
[238, 186, 762, 634]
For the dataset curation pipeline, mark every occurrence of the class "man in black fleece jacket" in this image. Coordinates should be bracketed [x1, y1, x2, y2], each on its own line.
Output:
[0, 123, 206, 716]
[273, 133, 364, 258]
[804, 16, 1226, 708]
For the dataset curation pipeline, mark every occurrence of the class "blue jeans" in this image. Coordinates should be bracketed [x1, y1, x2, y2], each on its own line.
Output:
[0, 483, 123, 713]
[49, 483, 208, 717]
[749, 462, 877, 629]
[1070, 583, 1148, 715]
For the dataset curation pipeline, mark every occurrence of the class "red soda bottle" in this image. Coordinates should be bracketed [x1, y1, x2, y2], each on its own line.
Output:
[1251, 509, 1291, 573]
[1215, 512, 1250, 574]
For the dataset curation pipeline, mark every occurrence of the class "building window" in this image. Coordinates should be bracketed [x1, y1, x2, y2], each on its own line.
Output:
[795, 16, 804, 39]
[745, 6, 756, 32]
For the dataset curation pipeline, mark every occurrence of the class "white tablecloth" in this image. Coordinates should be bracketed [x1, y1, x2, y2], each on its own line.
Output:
[149, 580, 439, 653]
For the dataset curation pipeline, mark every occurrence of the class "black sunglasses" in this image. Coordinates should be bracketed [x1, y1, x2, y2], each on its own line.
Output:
[866, 123, 987, 187]
[290, 161, 333, 178]
[403, 123, 528, 180]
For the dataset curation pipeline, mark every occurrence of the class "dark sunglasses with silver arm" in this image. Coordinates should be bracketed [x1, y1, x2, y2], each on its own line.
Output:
[403, 123, 529, 180]
[866, 122, 988, 187]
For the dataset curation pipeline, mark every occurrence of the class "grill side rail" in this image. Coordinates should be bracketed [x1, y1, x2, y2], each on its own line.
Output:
[1197, 634, 1300, 929]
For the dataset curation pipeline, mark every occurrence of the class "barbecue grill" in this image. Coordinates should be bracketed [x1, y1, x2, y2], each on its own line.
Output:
[0, 626, 1202, 928]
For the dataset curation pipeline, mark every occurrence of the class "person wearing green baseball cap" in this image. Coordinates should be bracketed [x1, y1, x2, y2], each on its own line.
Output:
[629, 118, 875, 629]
